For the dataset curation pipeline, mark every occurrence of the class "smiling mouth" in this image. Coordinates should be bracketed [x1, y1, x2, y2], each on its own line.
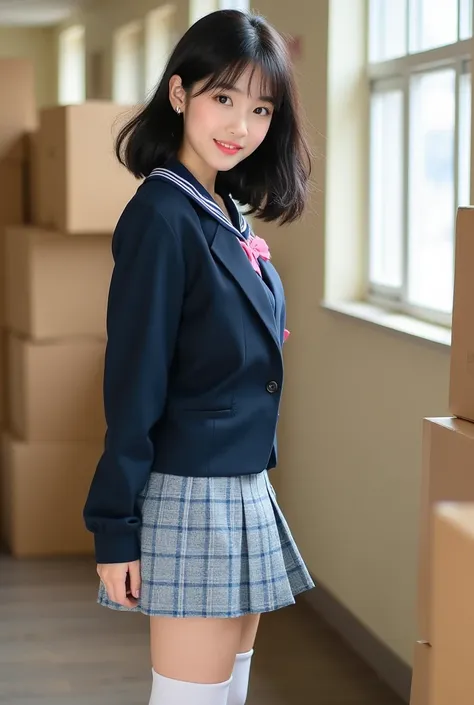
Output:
[214, 139, 243, 153]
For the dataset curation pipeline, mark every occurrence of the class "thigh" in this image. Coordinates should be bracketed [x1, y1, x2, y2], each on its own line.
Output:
[238, 613, 261, 653]
[149, 615, 243, 684]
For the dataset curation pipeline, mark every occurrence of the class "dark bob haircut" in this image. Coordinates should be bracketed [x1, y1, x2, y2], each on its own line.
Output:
[116, 9, 312, 224]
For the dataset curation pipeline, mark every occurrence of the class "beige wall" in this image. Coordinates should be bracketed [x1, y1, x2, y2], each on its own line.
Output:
[0, 0, 453, 670]
[58, 0, 191, 100]
[0, 26, 57, 107]
[253, 0, 451, 667]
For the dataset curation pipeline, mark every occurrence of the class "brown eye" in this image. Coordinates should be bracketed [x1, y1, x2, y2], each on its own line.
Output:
[255, 106, 272, 116]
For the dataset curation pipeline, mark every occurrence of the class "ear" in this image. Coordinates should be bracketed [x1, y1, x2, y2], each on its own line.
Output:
[169, 75, 186, 113]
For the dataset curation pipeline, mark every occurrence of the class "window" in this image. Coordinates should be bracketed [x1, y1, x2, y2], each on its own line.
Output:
[58, 25, 86, 105]
[218, 0, 249, 9]
[189, 0, 249, 24]
[113, 21, 144, 105]
[145, 5, 176, 97]
[189, 0, 218, 24]
[368, 0, 472, 325]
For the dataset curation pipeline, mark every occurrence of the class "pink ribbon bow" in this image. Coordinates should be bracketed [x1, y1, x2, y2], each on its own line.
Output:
[239, 235, 271, 275]
[238, 235, 291, 343]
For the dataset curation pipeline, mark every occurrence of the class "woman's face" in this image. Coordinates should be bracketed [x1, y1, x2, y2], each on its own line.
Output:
[170, 65, 275, 181]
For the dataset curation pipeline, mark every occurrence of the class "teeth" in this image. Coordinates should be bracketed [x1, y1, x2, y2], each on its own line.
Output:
[218, 141, 238, 149]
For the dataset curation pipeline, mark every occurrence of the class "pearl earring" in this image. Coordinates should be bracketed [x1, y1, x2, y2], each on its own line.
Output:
[175, 106, 181, 114]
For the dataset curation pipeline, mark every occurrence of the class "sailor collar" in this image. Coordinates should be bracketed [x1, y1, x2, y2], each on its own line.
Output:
[146, 158, 251, 242]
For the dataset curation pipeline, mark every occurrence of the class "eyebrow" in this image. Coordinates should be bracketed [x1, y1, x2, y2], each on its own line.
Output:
[215, 82, 275, 104]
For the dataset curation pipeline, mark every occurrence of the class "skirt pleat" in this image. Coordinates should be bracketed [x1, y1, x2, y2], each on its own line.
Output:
[97, 469, 315, 617]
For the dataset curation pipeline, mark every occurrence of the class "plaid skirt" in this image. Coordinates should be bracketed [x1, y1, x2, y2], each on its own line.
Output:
[97, 468, 315, 618]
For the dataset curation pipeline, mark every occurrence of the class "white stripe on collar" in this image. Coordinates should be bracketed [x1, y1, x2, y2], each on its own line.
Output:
[148, 167, 251, 240]
[149, 168, 222, 215]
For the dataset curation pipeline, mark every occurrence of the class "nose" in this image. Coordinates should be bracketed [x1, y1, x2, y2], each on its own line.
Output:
[229, 114, 248, 138]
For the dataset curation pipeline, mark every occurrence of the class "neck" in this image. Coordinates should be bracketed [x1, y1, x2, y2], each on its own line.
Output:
[177, 146, 218, 197]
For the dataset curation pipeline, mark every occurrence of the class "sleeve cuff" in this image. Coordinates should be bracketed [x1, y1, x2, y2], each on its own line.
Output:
[94, 531, 140, 564]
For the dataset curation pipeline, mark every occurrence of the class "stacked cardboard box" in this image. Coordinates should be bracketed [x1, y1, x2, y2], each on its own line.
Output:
[428, 502, 474, 705]
[0, 58, 36, 551]
[410, 207, 474, 704]
[449, 207, 474, 423]
[0, 59, 36, 238]
[1, 226, 111, 557]
[0, 59, 37, 425]
[36, 101, 137, 234]
[0, 72, 140, 557]
[0, 59, 36, 190]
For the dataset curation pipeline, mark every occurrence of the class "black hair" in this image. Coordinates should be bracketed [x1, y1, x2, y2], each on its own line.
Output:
[116, 9, 312, 224]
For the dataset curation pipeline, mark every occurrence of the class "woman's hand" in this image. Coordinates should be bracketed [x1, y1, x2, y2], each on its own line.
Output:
[97, 560, 141, 608]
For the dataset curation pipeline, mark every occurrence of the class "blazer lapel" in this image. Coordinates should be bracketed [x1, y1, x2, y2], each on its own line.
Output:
[211, 224, 281, 351]
[259, 258, 281, 323]
[146, 159, 281, 351]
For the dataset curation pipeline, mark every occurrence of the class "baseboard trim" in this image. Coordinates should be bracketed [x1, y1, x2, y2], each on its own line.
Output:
[302, 577, 412, 703]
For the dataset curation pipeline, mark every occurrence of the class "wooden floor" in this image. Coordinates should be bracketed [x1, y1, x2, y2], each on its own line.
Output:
[0, 554, 405, 704]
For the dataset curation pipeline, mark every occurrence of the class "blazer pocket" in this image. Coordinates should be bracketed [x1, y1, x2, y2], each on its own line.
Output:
[180, 407, 234, 419]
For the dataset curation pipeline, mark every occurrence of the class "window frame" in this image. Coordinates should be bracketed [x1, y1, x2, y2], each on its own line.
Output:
[366, 0, 473, 328]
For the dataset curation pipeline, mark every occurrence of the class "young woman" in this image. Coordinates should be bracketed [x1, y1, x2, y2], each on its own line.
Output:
[83, 9, 315, 705]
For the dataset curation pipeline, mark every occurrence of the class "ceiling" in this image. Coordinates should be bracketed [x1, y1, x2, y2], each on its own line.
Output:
[0, 0, 92, 26]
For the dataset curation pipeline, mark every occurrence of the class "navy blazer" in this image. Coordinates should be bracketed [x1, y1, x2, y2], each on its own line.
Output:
[83, 158, 287, 563]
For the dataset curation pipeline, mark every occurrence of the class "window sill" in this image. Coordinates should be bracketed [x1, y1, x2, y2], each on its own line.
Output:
[320, 300, 451, 351]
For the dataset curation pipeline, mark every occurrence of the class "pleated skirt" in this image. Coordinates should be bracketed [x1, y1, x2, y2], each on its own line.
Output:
[97, 468, 315, 618]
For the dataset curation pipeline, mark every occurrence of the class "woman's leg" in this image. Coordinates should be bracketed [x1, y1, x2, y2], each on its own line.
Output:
[227, 614, 261, 705]
[148, 614, 243, 704]
[150, 614, 243, 683]
[238, 613, 261, 653]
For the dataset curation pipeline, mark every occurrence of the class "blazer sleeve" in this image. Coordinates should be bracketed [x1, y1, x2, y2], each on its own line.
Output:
[83, 194, 185, 564]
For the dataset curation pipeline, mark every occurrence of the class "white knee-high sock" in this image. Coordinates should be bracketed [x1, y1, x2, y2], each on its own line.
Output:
[149, 669, 232, 705]
[227, 649, 254, 705]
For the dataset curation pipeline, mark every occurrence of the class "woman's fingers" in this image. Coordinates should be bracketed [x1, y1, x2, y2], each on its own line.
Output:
[127, 560, 141, 599]
[97, 561, 140, 607]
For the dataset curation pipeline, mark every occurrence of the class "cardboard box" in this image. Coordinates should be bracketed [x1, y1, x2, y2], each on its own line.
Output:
[0, 59, 37, 161]
[417, 417, 474, 643]
[0, 432, 101, 556]
[0, 331, 5, 425]
[8, 334, 105, 441]
[410, 640, 431, 705]
[450, 207, 474, 422]
[5, 226, 112, 339]
[0, 160, 25, 226]
[430, 502, 474, 704]
[24, 131, 41, 225]
[0, 163, 25, 325]
[37, 101, 140, 234]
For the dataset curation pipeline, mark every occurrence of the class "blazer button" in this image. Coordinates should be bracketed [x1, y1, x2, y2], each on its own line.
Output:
[266, 380, 279, 394]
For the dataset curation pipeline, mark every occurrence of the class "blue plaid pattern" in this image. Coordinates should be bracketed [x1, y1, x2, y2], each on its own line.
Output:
[97, 469, 315, 617]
